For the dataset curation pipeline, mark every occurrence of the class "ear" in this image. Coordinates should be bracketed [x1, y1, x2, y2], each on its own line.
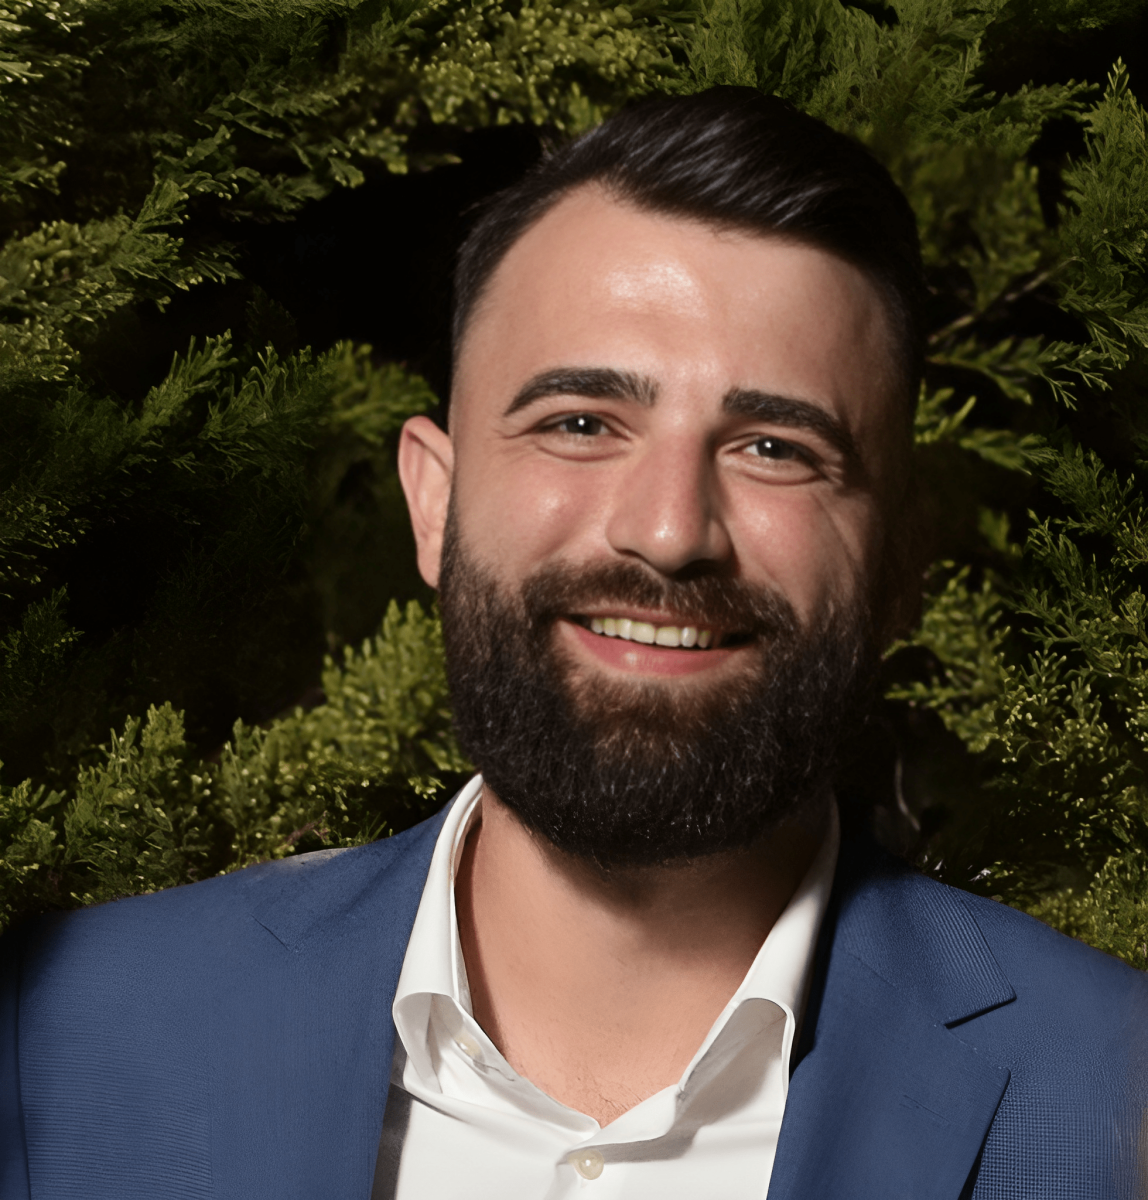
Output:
[398, 415, 454, 589]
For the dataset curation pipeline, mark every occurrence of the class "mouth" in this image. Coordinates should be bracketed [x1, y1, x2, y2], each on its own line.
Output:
[572, 614, 752, 651]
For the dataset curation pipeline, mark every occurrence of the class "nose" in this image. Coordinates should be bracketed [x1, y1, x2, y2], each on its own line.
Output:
[603, 435, 733, 576]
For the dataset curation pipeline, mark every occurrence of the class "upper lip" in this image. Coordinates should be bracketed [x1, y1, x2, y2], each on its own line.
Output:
[572, 608, 717, 627]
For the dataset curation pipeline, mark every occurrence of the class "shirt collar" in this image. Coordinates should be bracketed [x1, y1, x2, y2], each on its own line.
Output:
[392, 775, 484, 1084]
[673, 800, 839, 1092]
[733, 797, 839, 1014]
[392, 776, 840, 1089]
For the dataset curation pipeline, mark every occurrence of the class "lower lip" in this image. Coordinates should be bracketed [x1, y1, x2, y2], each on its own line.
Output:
[560, 619, 746, 677]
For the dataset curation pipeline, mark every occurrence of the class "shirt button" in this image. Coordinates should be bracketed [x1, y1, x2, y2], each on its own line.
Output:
[568, 1148, 605, 1180]
[453, 1032, 482, 1061]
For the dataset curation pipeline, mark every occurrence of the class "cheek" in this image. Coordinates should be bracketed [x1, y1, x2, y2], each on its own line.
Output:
[453, 451, 608, 572]
[731, 487, 878, 619]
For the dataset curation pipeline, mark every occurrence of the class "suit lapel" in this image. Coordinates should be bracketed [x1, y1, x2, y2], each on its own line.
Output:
[769, 841, 1015, 1200]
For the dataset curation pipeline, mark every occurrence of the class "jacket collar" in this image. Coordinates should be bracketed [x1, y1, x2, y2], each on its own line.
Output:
[770, 836, 1015, 1199]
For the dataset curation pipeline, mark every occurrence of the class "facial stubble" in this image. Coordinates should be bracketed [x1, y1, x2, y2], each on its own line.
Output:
[438, 504, 877, 869]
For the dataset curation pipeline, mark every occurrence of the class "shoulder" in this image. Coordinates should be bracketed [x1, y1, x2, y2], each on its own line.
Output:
[892, 847, 1139, 988]
[832, 838, 1148, 1089]
[2, 806, 452, 1199]
[841, 840, 1143, 979]
[824, 842, 1148, 1189]
[956, 882, 1146, 999]
[836, 839, 1148, 1020]
[5, 804, 449, 1012]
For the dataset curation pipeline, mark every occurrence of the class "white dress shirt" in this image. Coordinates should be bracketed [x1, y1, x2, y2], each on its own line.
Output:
[373, 776, 839, 1200]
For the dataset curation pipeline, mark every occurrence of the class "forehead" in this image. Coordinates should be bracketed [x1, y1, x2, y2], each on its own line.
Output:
[452, 186, 900, 446]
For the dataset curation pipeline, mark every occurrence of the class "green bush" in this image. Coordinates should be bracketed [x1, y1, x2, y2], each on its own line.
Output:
[0, 0, 677, 930]
[2, 0, 1148, 970]
[1, 599, 466, 930]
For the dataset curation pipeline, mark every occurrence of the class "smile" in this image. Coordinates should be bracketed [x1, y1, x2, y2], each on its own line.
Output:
[575, 615, 741, 650]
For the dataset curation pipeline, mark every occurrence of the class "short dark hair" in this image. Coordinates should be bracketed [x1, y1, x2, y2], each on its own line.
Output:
[448, 86, 925, 420]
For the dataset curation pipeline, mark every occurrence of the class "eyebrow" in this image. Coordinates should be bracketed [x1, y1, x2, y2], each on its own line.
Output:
[723, 387, 859, 464]
[503, 369, 858, 466]
[504, 367, 659, 415]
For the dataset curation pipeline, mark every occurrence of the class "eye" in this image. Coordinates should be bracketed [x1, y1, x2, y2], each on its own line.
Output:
[747, 436, 802, 461]
[553, 413, 608, 437]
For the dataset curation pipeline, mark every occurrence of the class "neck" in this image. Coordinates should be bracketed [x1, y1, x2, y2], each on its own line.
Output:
[455, 785, 829, 1126]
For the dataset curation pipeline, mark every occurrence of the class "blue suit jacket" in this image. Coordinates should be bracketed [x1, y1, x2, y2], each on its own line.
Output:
[3, 803, 1147, 1199]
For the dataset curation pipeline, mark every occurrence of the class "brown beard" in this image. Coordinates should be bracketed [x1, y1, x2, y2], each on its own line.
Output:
[437, 501, 878, 868]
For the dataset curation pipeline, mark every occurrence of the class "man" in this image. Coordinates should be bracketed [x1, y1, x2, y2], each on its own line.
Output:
[2, 88, 1146, 1199]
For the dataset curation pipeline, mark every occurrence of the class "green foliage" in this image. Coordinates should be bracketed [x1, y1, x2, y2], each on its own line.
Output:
[892, 446, 1148, 963]
[0, 330, 435, 777]
[0, 599, 466, 931]
[1, 0, 679, 935]
[2, 0, 1148, 976]
[1045, 62, 1148, 401]
[0, 0, 677, 224]
[1027, 852, 1148, 970]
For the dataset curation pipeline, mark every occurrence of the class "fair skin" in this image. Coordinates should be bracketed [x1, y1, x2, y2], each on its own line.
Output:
[397, 185, 907, 1126]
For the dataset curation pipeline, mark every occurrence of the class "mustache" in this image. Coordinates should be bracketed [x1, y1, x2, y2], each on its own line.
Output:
[519, 559, 798, 639]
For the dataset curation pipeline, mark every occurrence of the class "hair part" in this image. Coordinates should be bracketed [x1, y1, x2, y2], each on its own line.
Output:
[447, 86, 926, 426]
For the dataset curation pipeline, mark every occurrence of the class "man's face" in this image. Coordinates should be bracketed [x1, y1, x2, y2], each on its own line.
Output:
[399, 185, 908, 864]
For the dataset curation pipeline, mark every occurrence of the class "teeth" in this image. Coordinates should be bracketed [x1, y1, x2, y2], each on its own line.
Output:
[584, 618, 717, 649]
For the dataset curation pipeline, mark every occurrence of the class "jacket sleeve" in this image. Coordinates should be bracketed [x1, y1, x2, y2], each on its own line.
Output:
[0, 929, 31, 1200]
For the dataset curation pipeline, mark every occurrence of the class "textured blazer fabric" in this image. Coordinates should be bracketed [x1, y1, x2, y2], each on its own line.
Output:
[3, 803, 1147, 1200]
